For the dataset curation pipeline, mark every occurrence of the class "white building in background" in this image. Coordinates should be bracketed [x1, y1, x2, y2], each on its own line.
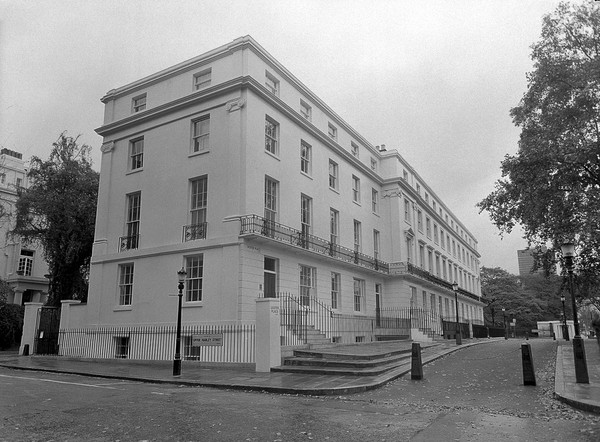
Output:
[0, 149, 49, 305]
[66, 36, 483, 352]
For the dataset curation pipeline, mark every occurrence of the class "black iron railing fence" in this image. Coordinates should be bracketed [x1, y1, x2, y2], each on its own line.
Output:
[270, 292, 471, 345]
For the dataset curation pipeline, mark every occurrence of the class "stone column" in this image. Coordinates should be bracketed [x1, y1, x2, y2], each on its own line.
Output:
[20, 302, 43, 355]
[255, 297, 281, 372]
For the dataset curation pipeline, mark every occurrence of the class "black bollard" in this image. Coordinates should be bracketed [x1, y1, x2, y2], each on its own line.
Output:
[521, 343, 536, 386]
[411, 342, 423, 380]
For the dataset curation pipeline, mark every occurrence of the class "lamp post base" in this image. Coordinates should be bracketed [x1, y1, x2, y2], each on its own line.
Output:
[572, 336, 589, 384]
[456, 333, 462, 345]
[173, 358, 182, 376]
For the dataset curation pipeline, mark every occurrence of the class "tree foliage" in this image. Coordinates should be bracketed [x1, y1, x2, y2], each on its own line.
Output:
[12, 133, 99, 307]
[478, 3, 600, 303]
[481, 267, 565, 332]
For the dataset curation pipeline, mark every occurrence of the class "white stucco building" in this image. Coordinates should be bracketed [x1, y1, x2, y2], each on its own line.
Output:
[63, 36, 484, 359]
[0, 149, 49, 305]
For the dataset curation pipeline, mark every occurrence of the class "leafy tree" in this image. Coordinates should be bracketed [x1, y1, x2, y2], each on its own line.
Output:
[481, 267, 564, 332]
[477, 2, 600, 304]
[12, 133, 99, 307]
[0, 279, 22, 350]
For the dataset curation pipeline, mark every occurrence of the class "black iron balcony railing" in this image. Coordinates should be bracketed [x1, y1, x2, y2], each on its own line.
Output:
[406, 262, 480, 302]
[119, 235, 139, 251]
[182, 223, 207, 242]
[239, 215, 389, 273]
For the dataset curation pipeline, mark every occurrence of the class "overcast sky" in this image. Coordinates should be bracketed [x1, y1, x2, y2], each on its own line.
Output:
[0, 0, 568, 274]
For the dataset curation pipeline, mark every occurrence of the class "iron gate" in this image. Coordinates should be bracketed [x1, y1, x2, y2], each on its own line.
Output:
[34, 307, 60, 355]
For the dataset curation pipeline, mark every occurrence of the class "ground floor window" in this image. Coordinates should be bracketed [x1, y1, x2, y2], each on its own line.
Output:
[185, 254, 204, 302]
[353, 278, 365, 312]
[264, 257, 278, 298]
[118, 263, 134, 306]
[331, 272, 340, 309]
[299, 265, 315, 306]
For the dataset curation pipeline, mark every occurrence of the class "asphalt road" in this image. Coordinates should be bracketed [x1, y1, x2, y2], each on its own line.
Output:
[0, 339, 599, 441]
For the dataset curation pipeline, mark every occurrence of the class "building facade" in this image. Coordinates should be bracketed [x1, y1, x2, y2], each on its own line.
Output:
[68, 36, 483, 353]
[0, 149, 49, 305]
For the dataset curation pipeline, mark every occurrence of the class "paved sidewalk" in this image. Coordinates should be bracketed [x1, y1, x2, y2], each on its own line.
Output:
[555, 338, 600, 414]
[1, 338, 599, 412]
[0, 341, 482, 395]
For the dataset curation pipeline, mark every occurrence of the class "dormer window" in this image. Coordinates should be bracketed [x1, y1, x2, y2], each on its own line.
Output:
[265, 71, 279, 95]
[328, 123, 338, 140]
[193, 69, 211, 90]
[300, 100, 312, 120]
[132, 94, 146, 113]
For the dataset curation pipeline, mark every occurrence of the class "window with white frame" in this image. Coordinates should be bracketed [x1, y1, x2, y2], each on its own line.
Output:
[191, 116, 210, 153]
[300, 100, 312, 120]
[331, 272, 340, 310]
[125, 192, 141, 250]
[403, 170, 408, 181]
[185, 254, 204, 302]
[417, 210, 423, 231]
[18, 249, 34, 276]
[353, 219, 361, 252]
[372, 188, 379, 213]
[419, 244, 425, 268]
[299, 265, 315, 306]
[328, 123, 337, 140]
[129, 138, 144, 171]
[265, 116, 279, 155]
[190, 176, 208, 229]
[441, 229, 445, 249]
[422, 290, 427, 309]
[353, 278, 365, 312]
[265, 71, 279, 95]
[300, 141, 312, 175]
[404, 199, 410, 222]
[330, 208, 339, 245]
[352, 175, 361, 203]
[434, 224, 439, 244]
[264, 176, 278, 228]
[411, 286, 417, 307]
[193, 68, 211, 89]
[264, 257, 278, 298]
[328, 160, 338, 190]
[300, 194, 312, 240]
[118, 263, 134, 306]
[132, 94, 146, 113]
[426, 217, 431, 238]
[351, 141, 359, 157]
[373, 229, 380, 261]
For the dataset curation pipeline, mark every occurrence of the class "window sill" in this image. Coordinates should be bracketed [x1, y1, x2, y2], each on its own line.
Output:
[300, 171, 313, 180]
[126, 168, 143, 176]
[329, 187, 340, 194]
[189, 149, 210, 158]
[183, 302, 203, 308]
[264, 150, 281, 161]
[114, 306, 132, 311]
[352, 200, 361, 207]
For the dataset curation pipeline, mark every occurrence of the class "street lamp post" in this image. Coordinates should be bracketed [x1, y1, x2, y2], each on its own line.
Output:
[452, 282, 462, 345]
[502, 308, 507, 340]
[560, 295, 569, 341]
[173, 267, 187, 376]
[561, 242, 589, 384]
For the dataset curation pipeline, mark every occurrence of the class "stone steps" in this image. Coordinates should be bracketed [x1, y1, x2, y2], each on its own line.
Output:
[273, 342, 428, 377]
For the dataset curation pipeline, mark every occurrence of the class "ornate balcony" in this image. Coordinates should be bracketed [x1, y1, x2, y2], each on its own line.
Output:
[182, 223, 207, 242]
[239, 215, 389, 273]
